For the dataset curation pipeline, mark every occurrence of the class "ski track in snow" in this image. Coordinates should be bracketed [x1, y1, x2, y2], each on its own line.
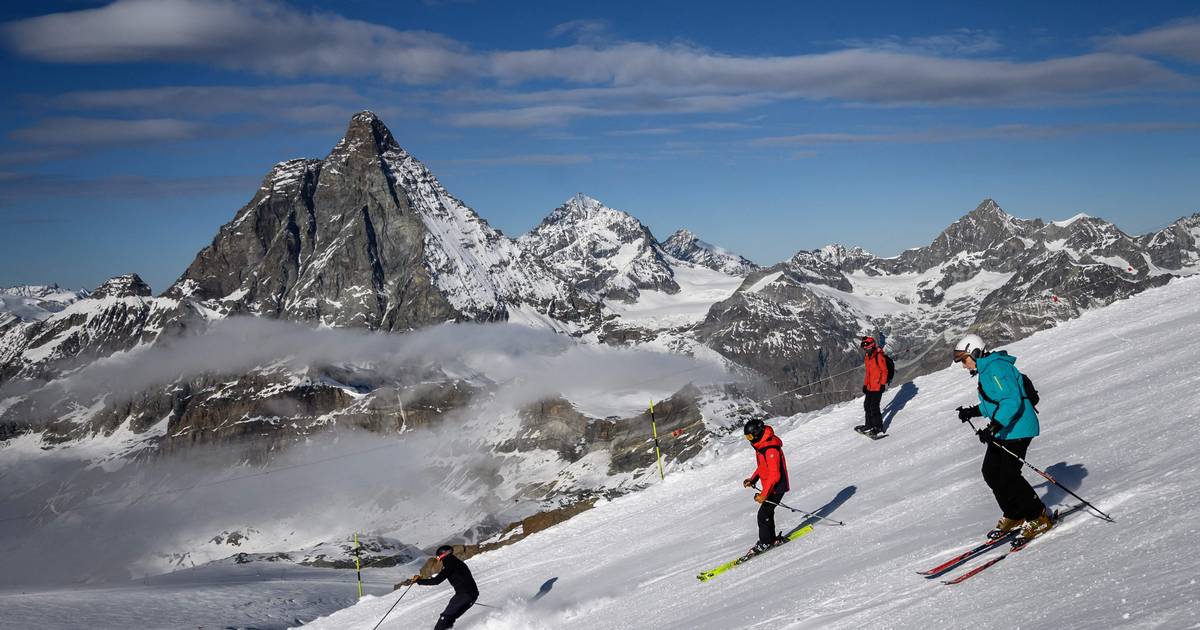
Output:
[299, 274, 1200, 630]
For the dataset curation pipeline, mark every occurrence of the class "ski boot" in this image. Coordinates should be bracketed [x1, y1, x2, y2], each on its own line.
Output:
[986, 516, 1024, 540]
[1012, 509, 1055, 547]
[853, 425, 871, 435]
[747, 540, 775, 556]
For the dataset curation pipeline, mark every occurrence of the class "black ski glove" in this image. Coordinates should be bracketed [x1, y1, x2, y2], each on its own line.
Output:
[976, 420, 1002, 443]
[957, 405, 982, 422]
[862, 385, 868, 394]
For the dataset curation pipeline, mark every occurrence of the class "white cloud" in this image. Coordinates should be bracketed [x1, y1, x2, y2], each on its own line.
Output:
[604, 127, 680, 136]
[439, 153, 594, 166]
[50, 84, 364, 120]
[0, 3, 1193, 131]
[0, 0, 475, 83]
[1105, 18, 1200, 63]
[751, 121, 1200, 146]
[9, 117, 207, 145]
[837, 28, 1004, 56]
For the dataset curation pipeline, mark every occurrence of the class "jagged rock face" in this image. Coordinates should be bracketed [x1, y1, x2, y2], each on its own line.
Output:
[697, 269, 865, 413]
[497, 385, 709, 476]
[519, 194, 679, 303]
[1140, 213, 1200, 270]
[892, 199, 1044, 274]
[168, 112, 601, 331]
[90, 274, 153, 299]
[661, 229, 758, 276]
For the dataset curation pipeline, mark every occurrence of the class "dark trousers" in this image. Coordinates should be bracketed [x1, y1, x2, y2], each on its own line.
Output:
[757, 488, 786, 544]
[433, 592, 477, 630]
[863, 390, 884, 431]
[982, 438, 1045, 520]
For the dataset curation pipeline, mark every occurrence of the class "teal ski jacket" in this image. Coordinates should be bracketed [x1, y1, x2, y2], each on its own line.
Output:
[975, 351, 1039, 440]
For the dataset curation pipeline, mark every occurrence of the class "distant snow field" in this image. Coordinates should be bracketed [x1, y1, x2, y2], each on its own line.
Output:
[603, 262, 744, 329]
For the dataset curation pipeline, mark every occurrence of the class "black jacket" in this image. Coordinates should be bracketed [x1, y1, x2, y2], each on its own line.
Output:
[417, 554, 478, 597]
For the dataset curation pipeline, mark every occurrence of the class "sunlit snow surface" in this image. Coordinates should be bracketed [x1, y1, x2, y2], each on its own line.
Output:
[603, 262, 744, 330]
[301, 275, 1200, 630]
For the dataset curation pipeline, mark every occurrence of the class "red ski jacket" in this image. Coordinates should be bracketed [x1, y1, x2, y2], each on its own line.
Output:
[863, 348, 890, 392]
[747, 425, 790, 498]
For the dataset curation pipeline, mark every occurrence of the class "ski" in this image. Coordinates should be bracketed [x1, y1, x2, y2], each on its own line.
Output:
[696, 524, 814, 582]
[916, 530, 1019, 578]
[940, 506, 1078, 585]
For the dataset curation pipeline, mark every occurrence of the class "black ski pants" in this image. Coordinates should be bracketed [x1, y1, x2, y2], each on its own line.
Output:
[981, 437, 1045, 521]
[433, 592, 477, 630]
[757, 488, 786, 545]
[863, 390, 884, 431]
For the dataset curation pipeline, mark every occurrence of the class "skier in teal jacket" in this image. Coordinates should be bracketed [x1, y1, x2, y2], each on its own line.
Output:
[954, 334, 1053, 541]
[974, 351, 1040, 440]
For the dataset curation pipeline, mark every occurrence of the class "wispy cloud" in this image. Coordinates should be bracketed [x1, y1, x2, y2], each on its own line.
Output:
[9, 117, 208, 146]
[2, 2, 1191, 132]
[0, 0, 475, 83]
[604, 127, 679, 136]
[836, 28, 1004, 56]
[1104, 18, 1200, 63]
[751, 121, 1200, 146]
[691, 121, 758, 131]
[48, 84, 366, 122]
[437, 153, 594, 166]
[0, 172, 260, 199]
[548, 19, 612, 44]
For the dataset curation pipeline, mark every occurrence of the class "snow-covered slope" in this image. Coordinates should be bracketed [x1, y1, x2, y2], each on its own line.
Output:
[307, 274, 1200, 630]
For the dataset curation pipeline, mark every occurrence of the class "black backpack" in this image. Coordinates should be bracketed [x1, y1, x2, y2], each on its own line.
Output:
[978, 371, 1041, 411]
[884, 354, 896, 385]
[1021, 373, 1040, 410]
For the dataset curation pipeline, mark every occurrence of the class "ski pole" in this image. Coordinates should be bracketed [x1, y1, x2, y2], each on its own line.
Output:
[371, 582, 414, 630]
[964, 418, 1115, 522]
[354, 533, 363, 599]
[474, 602, 502, 610]
[751, 485, 847, 526]
[650, 400, 665, 480]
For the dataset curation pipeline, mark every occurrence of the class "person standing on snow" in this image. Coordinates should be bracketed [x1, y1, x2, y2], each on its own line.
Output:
[408, 545, 478, 630]
[741, 419, 790, 554]
[954, 334, 1054, 541]
[855, 336, 894, 438]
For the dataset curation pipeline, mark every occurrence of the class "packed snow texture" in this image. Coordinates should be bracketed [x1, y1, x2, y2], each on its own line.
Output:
[304, 274, 1200, 630]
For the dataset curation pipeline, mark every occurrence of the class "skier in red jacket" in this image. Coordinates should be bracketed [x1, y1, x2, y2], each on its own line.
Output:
[741, 419, 790, 554]
[855, 336, 894, 439]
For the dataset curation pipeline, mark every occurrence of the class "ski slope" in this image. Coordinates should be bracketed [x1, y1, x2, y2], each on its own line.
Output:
[307, 274, 1200, 630]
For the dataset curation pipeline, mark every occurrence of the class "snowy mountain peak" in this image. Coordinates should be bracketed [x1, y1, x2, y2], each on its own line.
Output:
[1052, 212, 1092, 227]
[90, 274, 152, 299]
[662, 229, 759, 276]
[521, 195, 678, 302]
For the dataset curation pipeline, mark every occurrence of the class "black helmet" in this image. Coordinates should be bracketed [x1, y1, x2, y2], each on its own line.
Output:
[743, 419, 765, 441]
[435, 545, 453, 558]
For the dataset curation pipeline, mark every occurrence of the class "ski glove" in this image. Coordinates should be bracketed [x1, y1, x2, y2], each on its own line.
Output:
[753, 493, 765, 504]
[957, 405, 982, 422]
[862, 385, 868, 394]
[743, 478, 755, 488]
[976, 420, 1002, 443]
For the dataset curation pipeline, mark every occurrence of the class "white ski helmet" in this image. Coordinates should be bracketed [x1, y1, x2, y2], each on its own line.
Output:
[953, 334, 987, 363]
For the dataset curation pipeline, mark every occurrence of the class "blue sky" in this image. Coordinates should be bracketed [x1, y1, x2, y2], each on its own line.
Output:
[1, 1, 1198, 292]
